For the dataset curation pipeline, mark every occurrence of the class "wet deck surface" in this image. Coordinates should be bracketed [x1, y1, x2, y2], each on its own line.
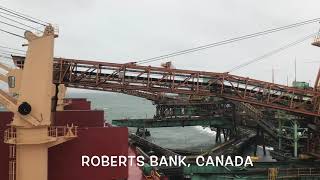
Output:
[128, 146, 145, 180]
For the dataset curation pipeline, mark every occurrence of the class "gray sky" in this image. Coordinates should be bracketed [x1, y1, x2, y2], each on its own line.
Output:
[1, 0, 320, 86]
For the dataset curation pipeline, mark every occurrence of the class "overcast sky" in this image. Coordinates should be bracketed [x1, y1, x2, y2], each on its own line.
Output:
[1, 0, 320, 86]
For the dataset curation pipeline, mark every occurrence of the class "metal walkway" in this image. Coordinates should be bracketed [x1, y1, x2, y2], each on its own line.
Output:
[12, 55, 320, 117]
[112, 116, 233, 129]
[236, 102, 277, 139]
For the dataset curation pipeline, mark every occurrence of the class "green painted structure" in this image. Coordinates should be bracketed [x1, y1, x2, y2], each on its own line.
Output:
[183, 161, 320, 179]
[112, 117, 233, 129]
[292, 81, 310, 89]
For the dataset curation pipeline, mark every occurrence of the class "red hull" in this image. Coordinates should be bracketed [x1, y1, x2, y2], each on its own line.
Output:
[0, 112, 12, 180]
[0, 98, 144, 180]
[48, 127, 129, 180]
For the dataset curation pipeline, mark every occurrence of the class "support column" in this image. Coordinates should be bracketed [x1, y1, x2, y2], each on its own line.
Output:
[262, 131, 266, 156]
[278, 119, 282, 150]
[222, 129, 226, 142]
[254, 127, 259, 156]
[15, 127, 50, 180]
[293, 120, 298, 158]
[215, 128, 221, 143]
[16, 144, 48, 180]
[231, 103, 237, 138]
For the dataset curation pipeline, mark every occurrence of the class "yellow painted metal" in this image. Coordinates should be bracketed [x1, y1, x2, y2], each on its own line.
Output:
[56, 84, 67, 111]
[7, 69, 22, 95]
[0, 25, 76, 180]
[268, 168, 278, 180]
[13, 25, 55, 180]
[12, 26, 55, 127]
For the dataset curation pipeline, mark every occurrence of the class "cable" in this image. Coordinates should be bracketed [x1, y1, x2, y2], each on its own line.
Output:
[0, 54, 12, 59]
[0, 20, 29, 31]
[0, 49, 25, 56]
[0, 14, 43, 32]
[0, 28, 25, 39]
[0, 45, 26, 53]
[136, 18, 320, 64]
[0, 59, 15, 66]
[0, 11, 35, 24]
[0, 5, 49, 25]
[0, 58, 14, 63]
[0, 62, 15, 69]
[0, 6, 47, 26]
[0, 52, 21, 57]
[0, 56, 15, 66]
[227, 32, 316, 72]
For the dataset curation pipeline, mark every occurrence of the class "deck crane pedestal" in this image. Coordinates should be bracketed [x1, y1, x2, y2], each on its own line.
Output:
[1, 25, 77, 180]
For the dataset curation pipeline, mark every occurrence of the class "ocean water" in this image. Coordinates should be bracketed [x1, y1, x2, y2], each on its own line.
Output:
[67, 91, 274, 162]
[67, 91, 218, 151]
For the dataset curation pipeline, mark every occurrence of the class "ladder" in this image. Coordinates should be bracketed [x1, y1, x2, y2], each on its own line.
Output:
[8, 145, 16, 180]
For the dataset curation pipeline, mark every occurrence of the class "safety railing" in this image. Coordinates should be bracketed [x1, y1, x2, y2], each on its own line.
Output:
[4, 125, 77, 144]
[48, 125, 78, 138]
[52, 24, 59, 37]
[4, 127, 16, 144]
[312, 31, 320, 47]
[237, 102, 277, 138]
[278, 168, 320, 177]
[33, 24, 59, 37]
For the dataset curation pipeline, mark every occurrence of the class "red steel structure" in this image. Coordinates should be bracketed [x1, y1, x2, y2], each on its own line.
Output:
[12, 56, 320, 117]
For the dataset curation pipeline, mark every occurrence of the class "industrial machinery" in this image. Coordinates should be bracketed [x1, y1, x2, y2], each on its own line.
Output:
[0, 25, 78, 180]
[1, 6, 320, 179]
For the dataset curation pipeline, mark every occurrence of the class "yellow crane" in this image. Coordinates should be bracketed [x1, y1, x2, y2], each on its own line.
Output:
[1, 25, 77, 180]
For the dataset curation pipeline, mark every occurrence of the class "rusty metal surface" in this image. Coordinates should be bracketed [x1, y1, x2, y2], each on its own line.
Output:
[12, 55, 320, 117]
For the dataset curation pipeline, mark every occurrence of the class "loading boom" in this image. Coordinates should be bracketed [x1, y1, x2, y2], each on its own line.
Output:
[12, 56, 320, 117]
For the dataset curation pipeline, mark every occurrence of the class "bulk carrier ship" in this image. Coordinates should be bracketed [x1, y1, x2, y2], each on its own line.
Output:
[0, 5, 320, 180]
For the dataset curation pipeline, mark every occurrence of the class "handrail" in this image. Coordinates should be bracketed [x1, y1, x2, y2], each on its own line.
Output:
[278, 167, 320, 177]
[4, 125, 78, 144]
[48, 125, 78, 138]
[4, 127, 16, 143]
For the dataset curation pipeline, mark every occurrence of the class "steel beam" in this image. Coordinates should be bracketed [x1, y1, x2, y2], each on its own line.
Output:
[112, 117, 233, 128]
[12, 56, 320, 117]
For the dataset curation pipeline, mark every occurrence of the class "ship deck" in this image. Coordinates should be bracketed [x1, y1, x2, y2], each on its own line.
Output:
[128, 146, 145, 180]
